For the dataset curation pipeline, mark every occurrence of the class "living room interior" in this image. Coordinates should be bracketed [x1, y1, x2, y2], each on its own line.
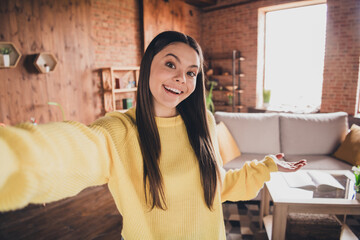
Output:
[0, 0, 359, 239]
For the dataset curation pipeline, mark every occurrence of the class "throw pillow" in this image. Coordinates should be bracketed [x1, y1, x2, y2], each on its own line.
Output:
[333, 124, 360, 166]
[216, 121, 241, 165]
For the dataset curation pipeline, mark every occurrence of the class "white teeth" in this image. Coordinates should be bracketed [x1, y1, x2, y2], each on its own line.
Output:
[164, 85, 182, 94]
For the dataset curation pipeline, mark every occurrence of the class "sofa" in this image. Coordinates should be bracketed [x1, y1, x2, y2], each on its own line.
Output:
[214, 111, 353, 172]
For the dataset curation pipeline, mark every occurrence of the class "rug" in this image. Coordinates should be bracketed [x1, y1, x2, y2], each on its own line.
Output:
[223, 201, 360, 240]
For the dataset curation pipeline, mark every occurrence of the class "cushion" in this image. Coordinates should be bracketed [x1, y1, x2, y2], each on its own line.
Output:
[333, 124, 360, 166]
[214, 112, 280, 154]
[284, 154, 352, 170]
[216, 122, 241, 165]
[280, 112, 348, 155]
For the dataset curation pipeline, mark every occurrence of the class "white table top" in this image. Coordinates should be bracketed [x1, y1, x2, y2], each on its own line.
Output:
[266, 170, 359, 206]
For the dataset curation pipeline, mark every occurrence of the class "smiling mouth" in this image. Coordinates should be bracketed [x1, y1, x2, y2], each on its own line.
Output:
[163, 85, 183, 95]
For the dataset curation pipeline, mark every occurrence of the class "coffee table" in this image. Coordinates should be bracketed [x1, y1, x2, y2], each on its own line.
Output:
[259, 170, 360, 240]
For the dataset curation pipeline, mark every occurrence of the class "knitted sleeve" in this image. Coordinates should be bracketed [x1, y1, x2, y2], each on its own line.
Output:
[220, 156, 278, 202]
[0, 120, 115, 212]
[206, 110, 278, 202]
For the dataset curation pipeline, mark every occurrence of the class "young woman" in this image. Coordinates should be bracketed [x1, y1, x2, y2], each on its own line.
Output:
[0, 31, 306, 239]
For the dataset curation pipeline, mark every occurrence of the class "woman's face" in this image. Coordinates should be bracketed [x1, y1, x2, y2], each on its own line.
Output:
[149, 42, 200, 117]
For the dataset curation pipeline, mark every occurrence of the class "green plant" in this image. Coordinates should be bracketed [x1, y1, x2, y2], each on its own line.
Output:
[227, 92, 233, 105]
[48, 101, 66, 121]
[206, 80, 217, 113]
[0, 47, 12, 55]
[353, 166, 360, 193]
[263, 89, 271, 103]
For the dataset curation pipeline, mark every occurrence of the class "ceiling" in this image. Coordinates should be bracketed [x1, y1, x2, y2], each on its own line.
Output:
[184, 0, 217, 7]
[184, 0, 259, 10]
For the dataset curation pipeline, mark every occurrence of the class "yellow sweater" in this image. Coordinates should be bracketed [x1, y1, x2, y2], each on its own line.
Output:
[0, 108, 277, 239]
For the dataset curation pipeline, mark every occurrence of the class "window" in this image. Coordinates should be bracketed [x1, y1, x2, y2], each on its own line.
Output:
[258, 2, 327, 113]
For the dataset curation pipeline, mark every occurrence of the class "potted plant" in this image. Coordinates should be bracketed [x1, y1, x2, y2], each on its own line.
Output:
[263, 89, 271, 108]
[227, 92, 233, 105]
[44, 64, 50, 73]
[352, 166, 360, 199]
[0, 47, 11, 67]
[206, 80, 217, 113]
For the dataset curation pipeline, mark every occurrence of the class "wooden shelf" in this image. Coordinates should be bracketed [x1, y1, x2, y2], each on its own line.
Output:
[113, 88, 137, 93]
[34, 52, 58, 73]
[0, 42, 22, 68]
[215, 104, 243, 108]
[210, 73, 244, 78]
[215, 104, 243, 112]
[210, 74, 231, 78]
[101, 67, 140, 112]
[206, 50, 245, 113]
[213, 89, 244, 93]
[207, 51, 242, 60]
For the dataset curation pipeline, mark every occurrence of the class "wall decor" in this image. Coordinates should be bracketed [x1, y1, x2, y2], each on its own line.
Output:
[34, 52, 58, 73]
[0, 42, 22, 68]
[100, 67, 139, 112]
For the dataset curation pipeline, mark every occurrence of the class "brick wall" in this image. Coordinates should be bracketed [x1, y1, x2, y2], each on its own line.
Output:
[201, 0, 360, 115]
[321, 0, 360, 115]
[184, 5, 202, 43]
[91, 0, 202, 69]
[91, 0, 142, 68]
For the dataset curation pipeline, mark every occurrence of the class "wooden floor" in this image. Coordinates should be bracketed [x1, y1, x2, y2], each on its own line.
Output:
[0, 185, 123, 240]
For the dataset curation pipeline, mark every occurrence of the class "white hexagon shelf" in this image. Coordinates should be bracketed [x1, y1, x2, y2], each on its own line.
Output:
[34, 52, 58, 73]
[0, 42, 22, 68]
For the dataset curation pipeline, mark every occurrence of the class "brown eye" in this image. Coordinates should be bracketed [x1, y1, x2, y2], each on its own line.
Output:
[166, 62, 175, 69]
[187, 71, 196, 77]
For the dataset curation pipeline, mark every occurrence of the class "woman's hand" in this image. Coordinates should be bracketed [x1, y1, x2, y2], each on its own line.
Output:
[273, 153, 307, 172]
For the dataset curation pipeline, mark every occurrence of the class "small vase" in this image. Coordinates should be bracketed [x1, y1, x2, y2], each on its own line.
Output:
[356, 193, 360, 200]
[3, 54, 10, 67]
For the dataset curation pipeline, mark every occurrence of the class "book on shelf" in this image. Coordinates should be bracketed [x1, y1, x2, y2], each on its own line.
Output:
[282, 170, 345, 191]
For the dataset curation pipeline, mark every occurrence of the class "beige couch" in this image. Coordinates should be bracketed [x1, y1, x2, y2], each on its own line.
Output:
[214, 111, 351, 171]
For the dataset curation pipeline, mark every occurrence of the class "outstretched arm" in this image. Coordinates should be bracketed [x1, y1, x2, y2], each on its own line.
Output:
[220, 155, 277, 202]
[0, 121, 115, 212]
[220, 154, 306, 202]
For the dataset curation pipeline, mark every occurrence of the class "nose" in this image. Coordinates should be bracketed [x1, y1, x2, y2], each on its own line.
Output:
[175, 71, 186, 84]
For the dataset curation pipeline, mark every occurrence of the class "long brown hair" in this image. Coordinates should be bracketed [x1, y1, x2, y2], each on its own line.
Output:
[136, 31, 219, 210]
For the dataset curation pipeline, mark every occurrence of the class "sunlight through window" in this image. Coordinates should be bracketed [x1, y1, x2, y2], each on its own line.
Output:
[263, 4, 327, 113]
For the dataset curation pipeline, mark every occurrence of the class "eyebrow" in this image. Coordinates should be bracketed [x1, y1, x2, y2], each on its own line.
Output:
[165, 53, 199, 69]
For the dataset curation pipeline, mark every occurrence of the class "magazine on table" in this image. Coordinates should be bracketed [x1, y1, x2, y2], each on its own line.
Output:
[282, 170, 345, 191]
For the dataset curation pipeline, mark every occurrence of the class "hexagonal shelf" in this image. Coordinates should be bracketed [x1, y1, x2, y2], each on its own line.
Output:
[0, 42, 22, 68]
[34, 52, 58, 73]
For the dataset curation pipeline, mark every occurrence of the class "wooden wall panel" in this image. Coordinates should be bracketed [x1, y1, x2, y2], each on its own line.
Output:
[143, 0, 202, 50]
[0, 0, 100, 125]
